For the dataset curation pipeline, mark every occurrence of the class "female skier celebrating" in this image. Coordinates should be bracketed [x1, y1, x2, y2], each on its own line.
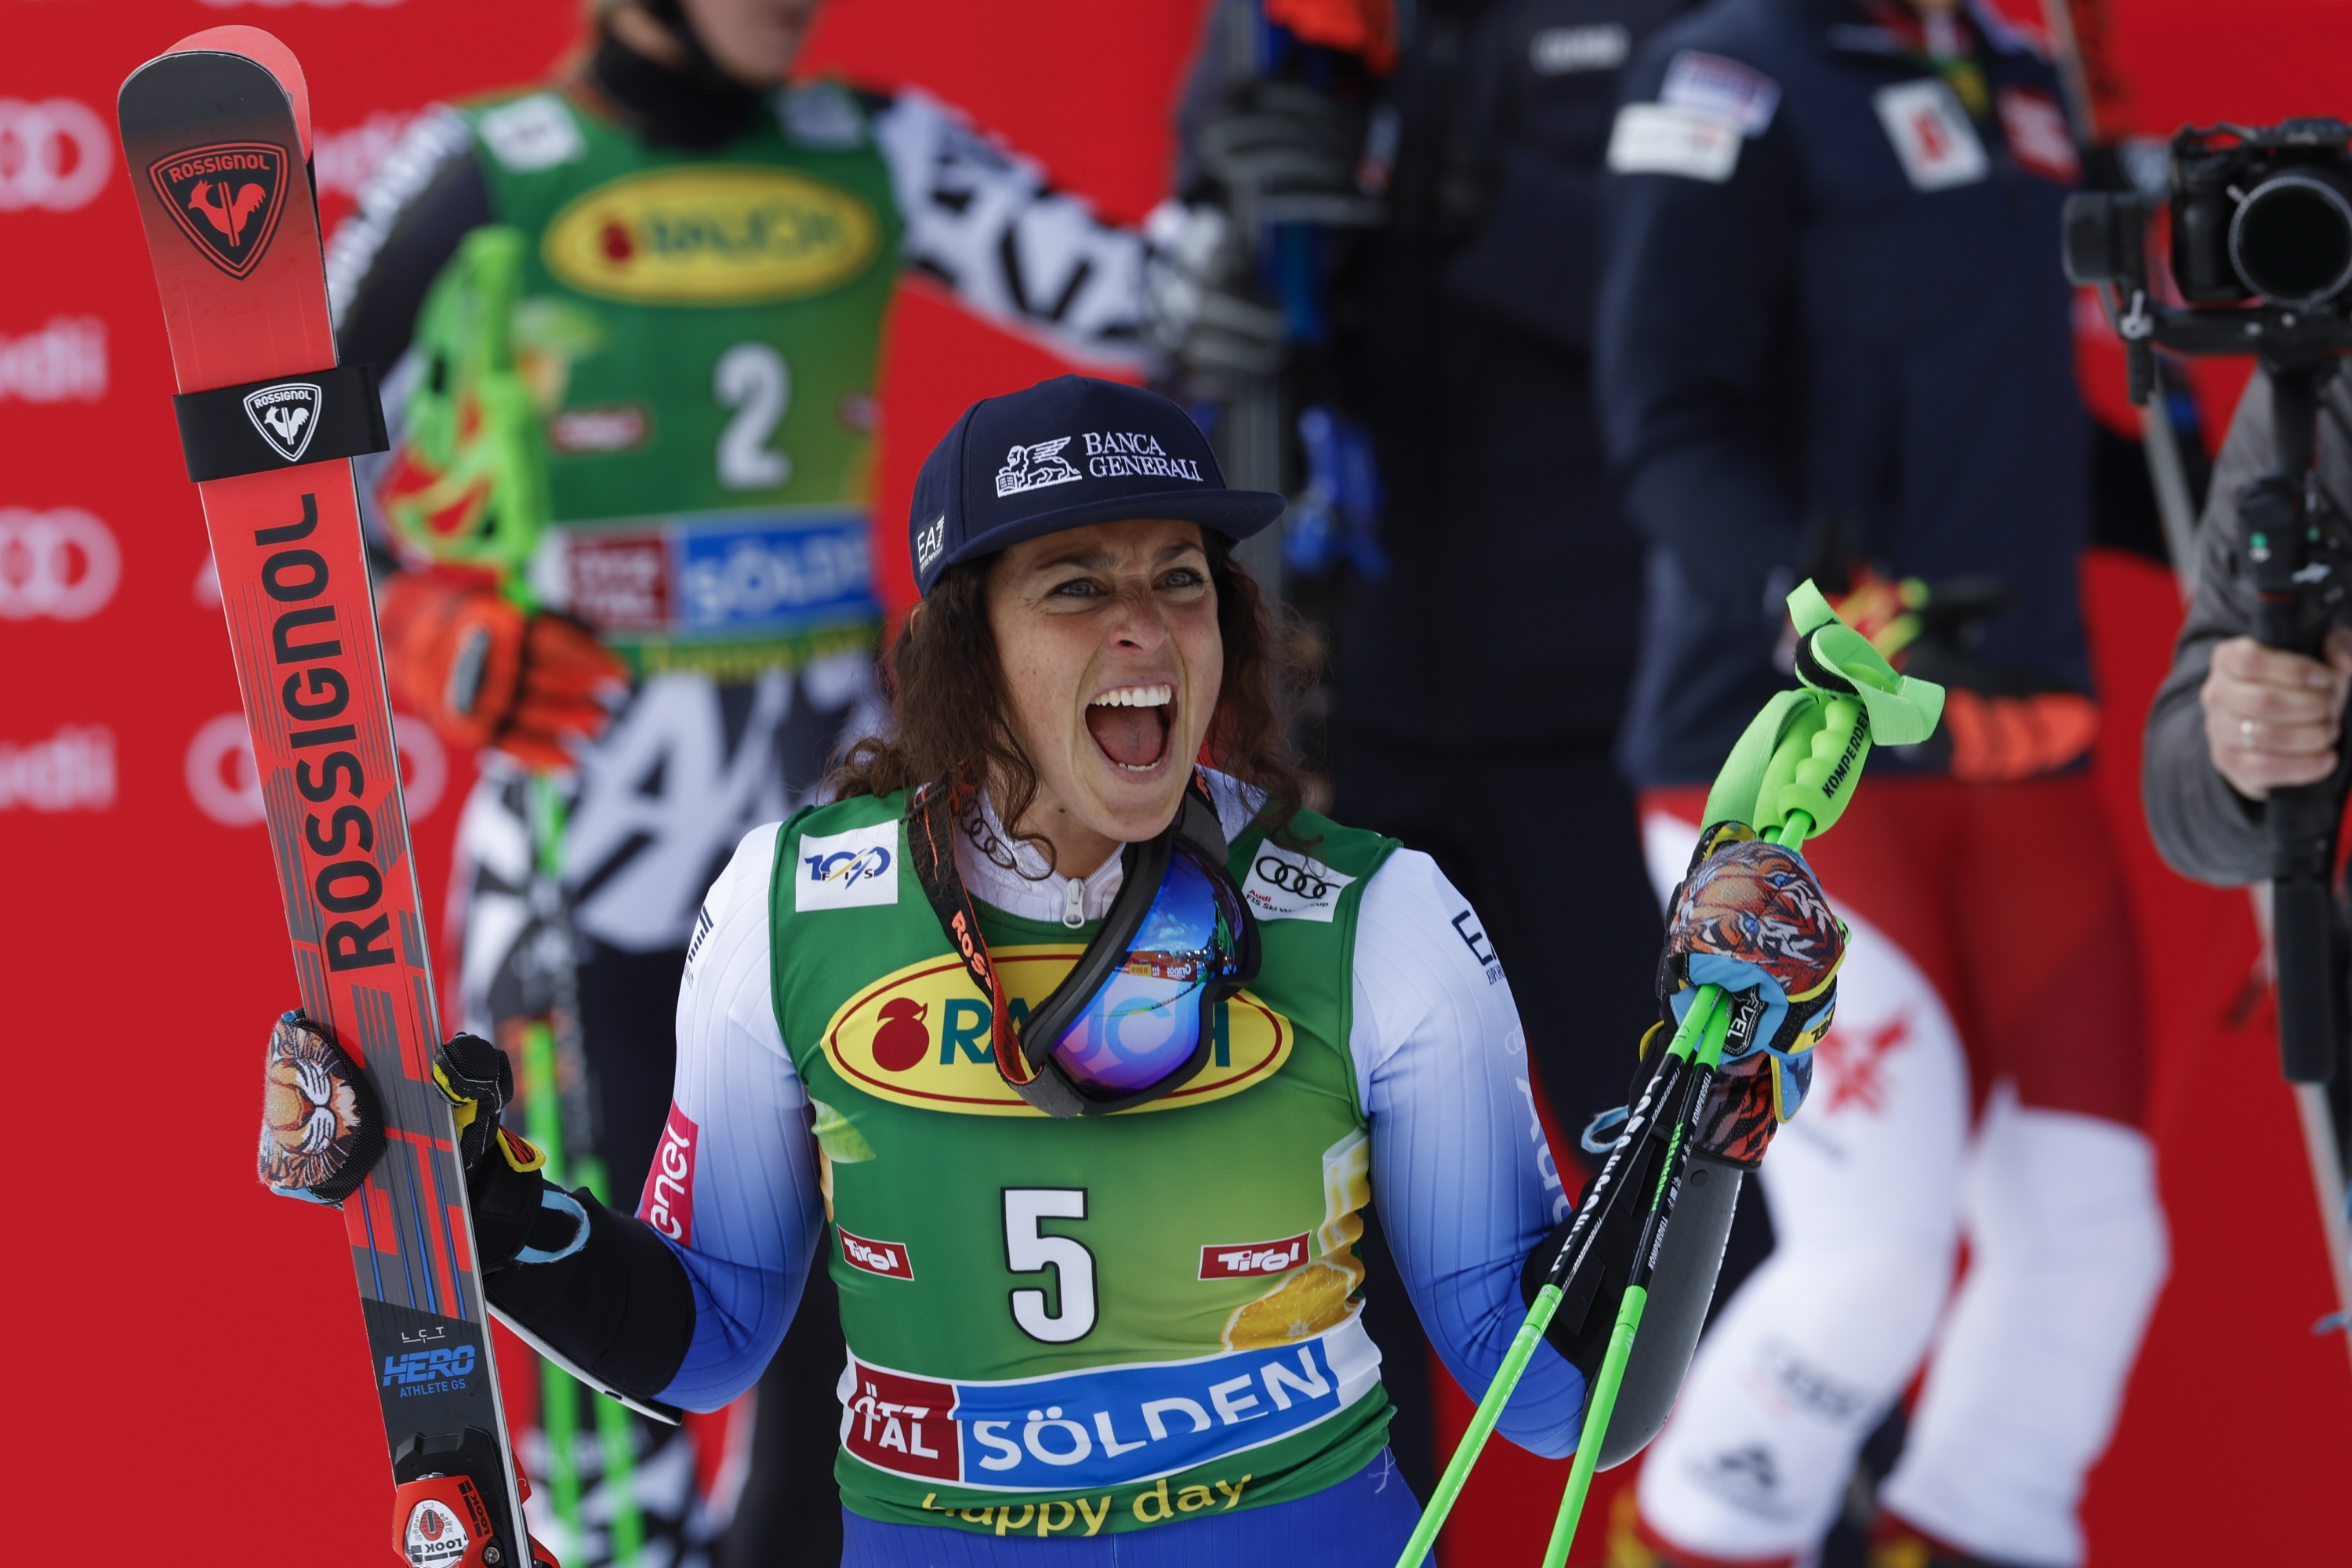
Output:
[260, 375, 1834, 1563]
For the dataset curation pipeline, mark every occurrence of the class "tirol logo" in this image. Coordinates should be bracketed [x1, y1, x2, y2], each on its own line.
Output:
[639, 1103, 700, 1243]
[839, 1225, 916, 1280]
[243, 382, 322, 464]
[821, 947, 1291, 1118]
[148, 142, 290, 278]
[543, 167, 880, 304]
[995, 438, 1082, 497]
[1200, 1232, 1310, 1280]
[403, 1500, 469, 1568]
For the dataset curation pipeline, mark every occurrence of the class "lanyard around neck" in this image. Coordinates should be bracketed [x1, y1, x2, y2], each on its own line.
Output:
[903, 773, 1228, 1097]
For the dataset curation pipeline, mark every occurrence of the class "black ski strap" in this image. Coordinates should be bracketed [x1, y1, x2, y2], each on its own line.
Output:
[172, 362, 388, 481]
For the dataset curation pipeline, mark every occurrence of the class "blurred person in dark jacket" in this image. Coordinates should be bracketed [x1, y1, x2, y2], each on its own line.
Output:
[1163, 0, 1692, 1494]
[1594, 0, 2167, 1563]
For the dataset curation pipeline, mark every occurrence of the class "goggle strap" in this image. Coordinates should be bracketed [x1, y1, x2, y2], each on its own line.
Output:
[906, 784, 1036, 1086]
[902, 774, 1262, 1116]
[1181, 773, 1264, 989]
[1176, 769, 1232, 862]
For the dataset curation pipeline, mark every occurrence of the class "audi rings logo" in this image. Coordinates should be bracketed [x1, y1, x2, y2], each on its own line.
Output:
[1254, 854, 1333, 901]
[1241, 842, 1356, 924]
[0, 508, 120, 621]
[0, 100, 112, 213]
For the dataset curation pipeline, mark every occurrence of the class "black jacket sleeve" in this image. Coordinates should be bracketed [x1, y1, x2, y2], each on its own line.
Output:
[1593, 56, 1810, 782]
[2142, 366, 2352, 887]
[325, 109, 491, 372]
[485, 1189, 700, 1407]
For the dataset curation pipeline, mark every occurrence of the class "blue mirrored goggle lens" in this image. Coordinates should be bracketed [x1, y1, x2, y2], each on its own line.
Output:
[1047, 841, 1244, 1096]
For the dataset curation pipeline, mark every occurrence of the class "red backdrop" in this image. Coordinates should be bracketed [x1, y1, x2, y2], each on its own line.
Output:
[3, 2, 2349, 1563]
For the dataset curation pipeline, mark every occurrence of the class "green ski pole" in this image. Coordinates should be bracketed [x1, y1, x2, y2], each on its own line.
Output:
[1537, 834, 1810, 1567]
[1531, 586, 1944, 1566]
[520, 775, 646, 1567]
[1386, 980, 1726, 1568]
[1385, 584, 1941, 1568]
[1540, 991, 1750, 1568]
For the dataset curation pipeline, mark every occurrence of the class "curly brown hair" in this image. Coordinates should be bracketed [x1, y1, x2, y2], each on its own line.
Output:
[833, 539, 1308, 867]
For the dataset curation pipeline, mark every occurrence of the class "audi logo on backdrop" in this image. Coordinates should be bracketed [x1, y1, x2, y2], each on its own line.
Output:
[186, 712, 448, 826]
[0, 725, 115, 812]
[0, 99, 112, 213]
[0, 508, 120, 621]
[0, 317, 107, 404]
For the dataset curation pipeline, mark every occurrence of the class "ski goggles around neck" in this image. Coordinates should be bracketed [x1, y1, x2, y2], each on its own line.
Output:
[909, 775, 1262, 1117]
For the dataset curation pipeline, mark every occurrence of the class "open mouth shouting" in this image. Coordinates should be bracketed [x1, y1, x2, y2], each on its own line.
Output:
[1085, 683, 1175, 774]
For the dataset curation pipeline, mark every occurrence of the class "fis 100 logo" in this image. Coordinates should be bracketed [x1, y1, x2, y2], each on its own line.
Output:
[382, 1345, 477, 1395]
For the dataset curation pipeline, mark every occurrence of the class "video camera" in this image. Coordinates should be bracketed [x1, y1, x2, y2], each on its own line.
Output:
[2067, 119, 2352, 1087]
[2063, 118, 2352, 402]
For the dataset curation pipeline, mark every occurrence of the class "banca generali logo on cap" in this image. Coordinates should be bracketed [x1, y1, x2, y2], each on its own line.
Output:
[993, 430, 1209, 501]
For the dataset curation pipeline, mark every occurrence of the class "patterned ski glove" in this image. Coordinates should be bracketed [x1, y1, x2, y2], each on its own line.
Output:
[380, 568, 623, 771]
[1650, 822, 1846, 1167]
[431, 1033, 587, 1272]
[258, 1012, 387, 1205]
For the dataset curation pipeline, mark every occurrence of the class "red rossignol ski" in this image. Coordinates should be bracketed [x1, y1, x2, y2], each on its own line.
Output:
[117, 28, 551, 1568]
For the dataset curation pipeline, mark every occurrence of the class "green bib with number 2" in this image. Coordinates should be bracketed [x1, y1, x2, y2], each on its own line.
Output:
[451, 82, 900, 674]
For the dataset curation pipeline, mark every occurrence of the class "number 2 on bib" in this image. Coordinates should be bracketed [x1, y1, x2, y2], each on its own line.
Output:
[714, 340, 789, 489]
[1004, 1188, 1095, 1343]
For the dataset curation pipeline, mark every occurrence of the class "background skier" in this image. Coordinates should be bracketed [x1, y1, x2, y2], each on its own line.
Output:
[328, 0, 1192, 1557]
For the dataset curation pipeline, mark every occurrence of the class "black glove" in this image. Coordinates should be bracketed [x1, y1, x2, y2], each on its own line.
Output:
[1195, 79, 1372, 209]
[1142, 199, 1288, 379]
[257, 1013, 583, 1272]
[1149, 80, 1382, 382]
[430, 1032, 586, 1272]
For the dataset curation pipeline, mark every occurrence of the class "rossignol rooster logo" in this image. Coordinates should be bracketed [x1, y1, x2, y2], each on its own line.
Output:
[242, 382, 323, 464]
[147, 141, 290, 278]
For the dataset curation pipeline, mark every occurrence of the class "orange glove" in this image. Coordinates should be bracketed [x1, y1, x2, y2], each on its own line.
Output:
[1817, 567, 2096, 779]
[1940, 689, 2100, 782]
[381, 568, 624, 770]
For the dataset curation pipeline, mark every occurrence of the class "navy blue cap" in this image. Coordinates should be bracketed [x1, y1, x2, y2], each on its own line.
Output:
[909, 375, 1284, 596]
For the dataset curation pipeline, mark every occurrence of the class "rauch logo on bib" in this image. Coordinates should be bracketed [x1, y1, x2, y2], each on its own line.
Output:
[822, 948, 1291, 1118]
[543, 167, 880, 303]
